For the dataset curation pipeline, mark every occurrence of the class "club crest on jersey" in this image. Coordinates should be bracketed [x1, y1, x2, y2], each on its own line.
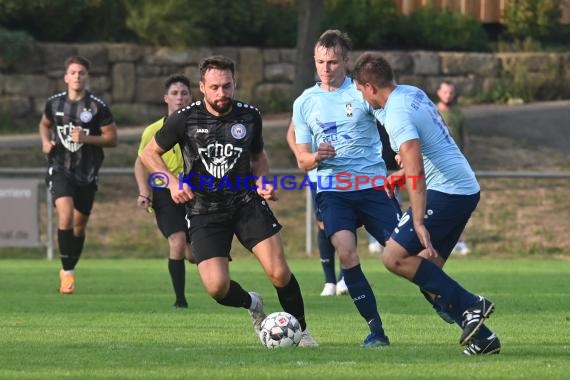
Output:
[346, 103, 353, 117]
[57, 123, 90, 152]
[231, 124, 247, 139]
[80, 109, 93, 123]
[198, 142, 243, 178]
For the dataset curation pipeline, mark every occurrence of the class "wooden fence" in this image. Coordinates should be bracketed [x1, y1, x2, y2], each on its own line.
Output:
[394, 0, 570, 24]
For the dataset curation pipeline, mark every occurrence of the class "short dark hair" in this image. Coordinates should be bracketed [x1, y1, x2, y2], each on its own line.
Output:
[65, 56, 90, 71]
[199, 55, 235, 81]
[438, 80, 456, 89]
[164, 74, 191, 92]
[352, 52, 394, 88]
[315, 29, 352, 58]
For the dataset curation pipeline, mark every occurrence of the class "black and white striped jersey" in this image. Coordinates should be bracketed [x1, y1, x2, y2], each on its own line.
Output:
[43, 90, 114, 184]
[155, 99, 264, 214]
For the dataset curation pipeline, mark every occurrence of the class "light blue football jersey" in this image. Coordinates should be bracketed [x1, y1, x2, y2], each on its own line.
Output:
[293, 77, 387, 192]
[307, 140, 317, 183]
[376, 85, 479, 195]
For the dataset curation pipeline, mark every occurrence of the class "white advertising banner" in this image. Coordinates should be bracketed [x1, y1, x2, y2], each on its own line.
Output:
[0, 178, 40, 247]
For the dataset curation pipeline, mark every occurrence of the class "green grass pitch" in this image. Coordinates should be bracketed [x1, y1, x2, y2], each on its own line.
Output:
[0, 258, 569, 379]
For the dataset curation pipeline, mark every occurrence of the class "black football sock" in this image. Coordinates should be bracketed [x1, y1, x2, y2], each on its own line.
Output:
[168, 258, 187, 302]
[58, 229, 75, 271]
[69, 234, 85, 269]
[216, 280, 251, 308]
[275, 274, 307, 331]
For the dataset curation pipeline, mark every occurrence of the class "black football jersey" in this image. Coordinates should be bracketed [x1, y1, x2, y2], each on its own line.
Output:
[44, 91, 114, 184]
[155, 100, 264, 214]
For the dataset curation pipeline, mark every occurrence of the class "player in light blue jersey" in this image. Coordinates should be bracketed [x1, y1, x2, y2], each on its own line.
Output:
[352, 52, 500, 356]
[294, 78, 387, 192]
[293, 30, 401, 347]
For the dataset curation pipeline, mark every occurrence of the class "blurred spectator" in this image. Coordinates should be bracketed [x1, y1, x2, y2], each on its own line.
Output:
[437, 80, 470, 255]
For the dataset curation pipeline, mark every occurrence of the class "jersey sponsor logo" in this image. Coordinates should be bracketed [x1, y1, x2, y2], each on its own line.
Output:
[56, 123, 90, 152]
[196, 128, 209, 133]
[230, 124, 246, 139]
[317, 120, 337, 135]
[80, 109, 93, 123]
[55, 112, 64, 117]
[198, 142, 243, 178]
[316, 119, 338, 142]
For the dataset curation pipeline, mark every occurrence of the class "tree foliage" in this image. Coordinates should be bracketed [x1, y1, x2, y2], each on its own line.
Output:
[0, 0, 133, 42]
[503, 0, 563, 42]
[123, 0, 201, 48]
[397, 5, 490, 51]
[0, 0, 87, 41]
[0, 27, 33, 68]
[322, 0, 399, 49]
[123, 0, 297, 48]
[0, 0, 497, 51]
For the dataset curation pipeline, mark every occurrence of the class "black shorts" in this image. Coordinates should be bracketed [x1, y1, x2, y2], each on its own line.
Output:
[46, 171, 98, 215]
[189, 195, 282, 263]
[153, 189, 190, 241]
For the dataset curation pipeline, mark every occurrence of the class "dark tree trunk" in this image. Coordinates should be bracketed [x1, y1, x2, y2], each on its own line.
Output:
[293, 0, 323, 99]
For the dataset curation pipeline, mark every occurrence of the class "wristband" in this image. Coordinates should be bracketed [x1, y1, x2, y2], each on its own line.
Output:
[138, 194, 151, 201]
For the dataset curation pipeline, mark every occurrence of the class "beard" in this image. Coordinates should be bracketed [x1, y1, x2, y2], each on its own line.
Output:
[206, 97, 232, 114]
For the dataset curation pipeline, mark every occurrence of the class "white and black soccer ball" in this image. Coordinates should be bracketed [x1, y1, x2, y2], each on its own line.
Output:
[258, 311, 302, 349]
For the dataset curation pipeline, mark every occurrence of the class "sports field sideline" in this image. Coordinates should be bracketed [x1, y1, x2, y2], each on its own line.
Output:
[1, 258, 568, 379]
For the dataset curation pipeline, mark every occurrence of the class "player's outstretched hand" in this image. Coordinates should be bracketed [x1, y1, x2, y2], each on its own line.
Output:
[42, 140, 56, 155]
[169, 181, 195, 204]
[257, 181, 278, 201]
[136, 194, 153, 214]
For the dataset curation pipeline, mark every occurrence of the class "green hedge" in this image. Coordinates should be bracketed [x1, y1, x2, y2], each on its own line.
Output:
[123, 0, 296, 48]
[502, 0, 563, 42]
[395, 5, 490, 51]
[0, 0, 135, 43]
[0, 27, 33, 68]
[0, 0, 492, 51]
[322, 0, 400, 49]
[3, 0, 565, 51]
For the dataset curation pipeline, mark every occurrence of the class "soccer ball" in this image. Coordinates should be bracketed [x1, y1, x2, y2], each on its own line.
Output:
[258, 311, 302, 349]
